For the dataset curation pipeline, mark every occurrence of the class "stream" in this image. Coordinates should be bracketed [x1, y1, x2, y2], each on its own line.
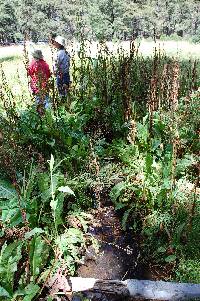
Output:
[75, 205, 146, 301]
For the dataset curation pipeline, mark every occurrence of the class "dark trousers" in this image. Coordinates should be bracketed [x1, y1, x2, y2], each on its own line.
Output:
[56, 73, 70, 96]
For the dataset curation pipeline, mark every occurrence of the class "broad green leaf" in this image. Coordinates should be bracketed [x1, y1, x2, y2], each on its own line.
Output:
[65, 228, 84, 244]
[0, 180, 17, 199]
[162, 179, 171, 189]
[175, 223, 186, 243]
[1, 198, 22, 227]
[0, 241, 22, 294]
[30, 236, 49, 280]
[115, 202, 126, 210]
[137, 122, 148, 144]
[37, 173, 49, 194]
[165, 254, 176, 263]
[157, 246, 166, 253]
[152, 139, 161, 151]
[25, 228, 44, 240]
[22, 283, 40, 301]
[110, 181, 126, 202]
[122, 208, 132, 231]
[145, 153, 153, 175]
[0, 286, 10, 297]
[58, 186, 75, 196]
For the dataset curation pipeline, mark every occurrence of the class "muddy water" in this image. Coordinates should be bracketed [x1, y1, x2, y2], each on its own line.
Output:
[76, 206, 143, 301]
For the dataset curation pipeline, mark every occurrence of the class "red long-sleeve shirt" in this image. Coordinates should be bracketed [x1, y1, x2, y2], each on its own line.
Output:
[28, 59, 51, 94]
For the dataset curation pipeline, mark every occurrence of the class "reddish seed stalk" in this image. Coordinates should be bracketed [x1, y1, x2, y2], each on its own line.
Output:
[170, 62, 180, 111]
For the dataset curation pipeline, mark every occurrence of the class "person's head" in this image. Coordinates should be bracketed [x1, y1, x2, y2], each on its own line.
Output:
[53, 36, 65, 49]
[31, 49, 43, 60]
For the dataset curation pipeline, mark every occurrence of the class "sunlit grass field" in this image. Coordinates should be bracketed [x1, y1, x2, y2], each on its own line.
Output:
[1, 39, 200, 73]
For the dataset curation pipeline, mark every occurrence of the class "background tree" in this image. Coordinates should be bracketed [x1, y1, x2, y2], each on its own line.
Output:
[0, 0, 200, 43]
[0, 0, 17, 43]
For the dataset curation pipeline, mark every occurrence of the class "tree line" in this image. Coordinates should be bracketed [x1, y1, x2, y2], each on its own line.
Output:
[0, 0, 200, 43]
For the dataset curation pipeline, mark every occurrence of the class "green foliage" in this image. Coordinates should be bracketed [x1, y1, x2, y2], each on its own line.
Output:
[176, 259, 200, 283]
[0, 197, 23, 227]
[0, 40, 199, 299]
[107, 92, 199, 274]
[49, 154, 75, 233]
[1, 0, 200, 42]
[0, 0, 17, 43]
[0, 180, 18, 199]
[0, 237, 46, 300]
[0, 241, 22, 295]
[0, 163, 88, 299]
[20, 283, 40, 301]
[29, 235, 49, 281]
[56, 227, 86, 274]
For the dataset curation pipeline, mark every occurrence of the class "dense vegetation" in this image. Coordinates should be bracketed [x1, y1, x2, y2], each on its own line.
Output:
[0, 41, 199, 300]
[0, 0, 200, 43]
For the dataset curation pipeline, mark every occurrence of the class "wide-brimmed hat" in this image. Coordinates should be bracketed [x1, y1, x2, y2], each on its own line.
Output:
[54, 36, 65, 47]
[32, 49, 43, 59]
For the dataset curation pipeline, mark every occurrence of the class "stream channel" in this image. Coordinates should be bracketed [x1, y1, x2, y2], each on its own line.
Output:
[74, 204, 149, 301]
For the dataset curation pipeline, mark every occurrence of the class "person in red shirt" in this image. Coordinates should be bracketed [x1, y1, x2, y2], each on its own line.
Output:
[28, 50, 51, 110]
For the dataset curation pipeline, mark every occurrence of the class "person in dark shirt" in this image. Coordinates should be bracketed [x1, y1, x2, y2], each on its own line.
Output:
[52, 36, 70, 97]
